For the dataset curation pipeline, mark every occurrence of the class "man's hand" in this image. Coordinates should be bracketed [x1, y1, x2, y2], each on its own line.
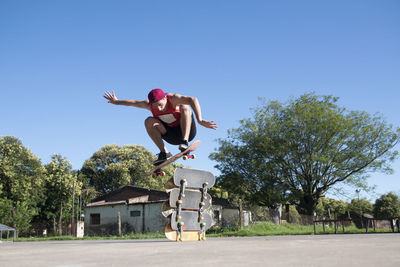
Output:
[104, 90, 118, 104]
[199, 120, 218, 130]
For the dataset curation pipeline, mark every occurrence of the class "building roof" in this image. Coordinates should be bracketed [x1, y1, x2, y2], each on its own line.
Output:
[91, 185, 169, 202]
[86, 185, 168, 208]
[0, 224, 15, 231]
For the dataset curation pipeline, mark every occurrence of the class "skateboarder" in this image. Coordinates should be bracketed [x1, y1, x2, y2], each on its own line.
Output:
[103, 88, 217, 164]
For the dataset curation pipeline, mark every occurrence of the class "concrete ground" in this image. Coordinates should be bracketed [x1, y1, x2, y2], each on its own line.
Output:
[1, 234, 399, 267]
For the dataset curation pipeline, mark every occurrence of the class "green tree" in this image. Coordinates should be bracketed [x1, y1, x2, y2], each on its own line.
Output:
[44, 154, 82, 235]
[0, 136, 46, 235]
[210, 93, 400, 215]
[348, 198, 374, 219]
[315, 197, 348, 219]
[81, 144, 177, 193]
[374, 192, 400, 218]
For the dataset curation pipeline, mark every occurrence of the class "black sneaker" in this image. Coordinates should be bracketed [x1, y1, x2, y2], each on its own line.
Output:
[154, 152, 172, 165]
[178, 140, 189, 152]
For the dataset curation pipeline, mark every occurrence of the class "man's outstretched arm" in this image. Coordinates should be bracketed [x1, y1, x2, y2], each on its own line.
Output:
[104, 90, 150, 110]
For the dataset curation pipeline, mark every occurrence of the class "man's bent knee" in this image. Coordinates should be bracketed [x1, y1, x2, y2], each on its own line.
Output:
[180, 105, 192, 115]
[145, 117, 166, 134]
[145, 117, 159, 128]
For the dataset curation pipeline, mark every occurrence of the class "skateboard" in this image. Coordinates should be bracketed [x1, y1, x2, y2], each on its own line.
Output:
[165, 223, 205, 242]
[170, 210, 213, 241]
[169, 188, 212, 210]
[173, 167, 216, 189]
[170, 210, 213, 231]
[164, 167, 216, 241]
[148, 140, 200, 178]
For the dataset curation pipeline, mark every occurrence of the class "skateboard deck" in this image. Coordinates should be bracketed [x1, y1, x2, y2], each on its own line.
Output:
[165, 223, 204, 242]
[169, 188, 212, 210]
[173, 167, 215, 188]
[148, 140, 200, 177]
[171, 210, 213, 231]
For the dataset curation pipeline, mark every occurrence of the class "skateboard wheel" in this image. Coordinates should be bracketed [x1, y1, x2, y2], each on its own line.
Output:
[182, 178, 187, 183]
[199, 216, 204, 220]
[180, 193, 185, 198]
[200, 222, 206, 227]
[183, 155, 188, 160]
[204, 182, 209, 186]
[178, 222, 184, 227]
[200, 202, 205, 206]
[192, 154, 196, 159]
[177, 215, 182, 220]
[177, 200, 183, 204]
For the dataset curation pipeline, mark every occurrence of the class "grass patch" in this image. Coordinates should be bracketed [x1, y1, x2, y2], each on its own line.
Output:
[15, 222, 396, 242]
[208, 222, 314, 237]
[16, 232, 165, 242]
[207, 221, 395, 237]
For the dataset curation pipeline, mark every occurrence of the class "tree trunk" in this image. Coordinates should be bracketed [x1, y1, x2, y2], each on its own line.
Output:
[11, 206, 18, 237]
[299, 194, 317, 216]
[11, 206, 17, 229]
[239, 199, 244, 229]
[58, 200, 63, 235]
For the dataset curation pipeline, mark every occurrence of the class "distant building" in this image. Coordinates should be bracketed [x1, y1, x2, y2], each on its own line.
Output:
[84, 185, 250, 236]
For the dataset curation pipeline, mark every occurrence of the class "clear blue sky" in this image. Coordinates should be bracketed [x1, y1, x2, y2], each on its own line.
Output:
[1, 0, 399, 201]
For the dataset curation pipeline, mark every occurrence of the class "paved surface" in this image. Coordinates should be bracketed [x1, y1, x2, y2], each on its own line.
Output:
[1, 234, 400, 266]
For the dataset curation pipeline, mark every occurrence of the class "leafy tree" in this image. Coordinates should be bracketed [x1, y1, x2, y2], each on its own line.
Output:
[81, 144, 177, 193]
[0, 136, 46, 235]
[315, 197, 348, 219]
[210, 93, 400, 215]
[374, 192, 400, 218]
[348, 198, 374, 219]
[44, 154, 81, 235]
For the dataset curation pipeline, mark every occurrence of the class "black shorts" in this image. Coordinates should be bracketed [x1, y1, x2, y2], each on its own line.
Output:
[161, 114, 197, 145]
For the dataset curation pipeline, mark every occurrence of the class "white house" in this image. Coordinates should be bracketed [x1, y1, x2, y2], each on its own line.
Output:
[84, 185, 249, 236]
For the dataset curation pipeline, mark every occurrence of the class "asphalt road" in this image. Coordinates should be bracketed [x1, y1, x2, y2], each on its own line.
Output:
[1, 234, 399, 267]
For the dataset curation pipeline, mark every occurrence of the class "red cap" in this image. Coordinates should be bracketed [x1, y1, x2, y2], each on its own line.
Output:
[148, 88, 168, 103]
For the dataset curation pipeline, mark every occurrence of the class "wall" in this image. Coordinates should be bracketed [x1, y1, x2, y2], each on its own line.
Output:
[85, 202, 169, 235]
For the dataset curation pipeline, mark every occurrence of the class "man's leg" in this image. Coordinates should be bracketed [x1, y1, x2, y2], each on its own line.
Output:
[145, 117, 168, 153]
[179, 105, 193, 142]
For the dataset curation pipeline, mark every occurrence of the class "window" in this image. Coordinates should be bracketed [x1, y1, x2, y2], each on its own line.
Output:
[130, 210, 141, 217]
[90, 213, 100, 225]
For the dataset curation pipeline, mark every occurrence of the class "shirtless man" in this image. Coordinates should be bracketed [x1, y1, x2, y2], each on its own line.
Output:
[104, 88, 217, 164]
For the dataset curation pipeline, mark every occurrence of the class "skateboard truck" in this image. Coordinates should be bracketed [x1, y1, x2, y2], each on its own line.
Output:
[199, 222, 206, 240]
[183, 153, 196, 160]
[177, 221, 185, 241]
[175, 178, 187, 240]
[176, 179, 187, 220]
[153, 169, 166, 178]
